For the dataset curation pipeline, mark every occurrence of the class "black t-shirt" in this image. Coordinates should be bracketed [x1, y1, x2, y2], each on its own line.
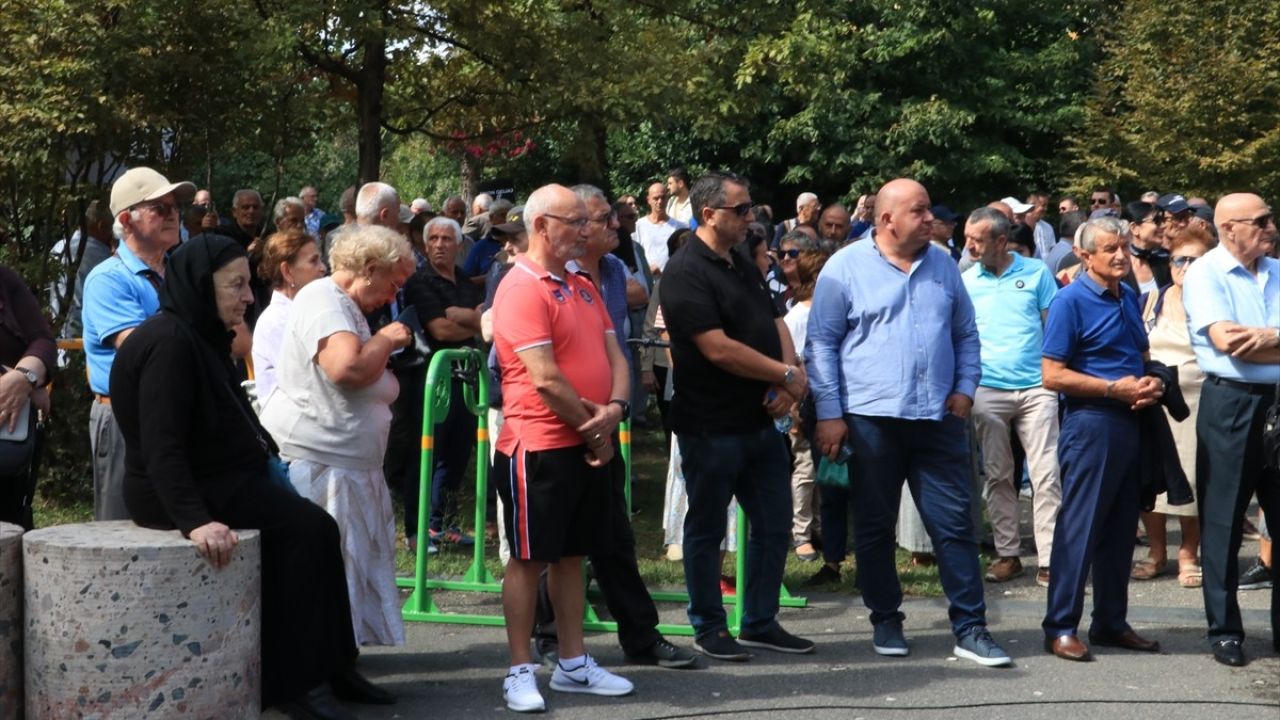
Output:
[404, 262, 485, 350]
[660, 237, 782, 434]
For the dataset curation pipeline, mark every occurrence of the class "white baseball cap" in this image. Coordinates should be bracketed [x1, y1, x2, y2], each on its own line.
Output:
[109, 167, 196, 216]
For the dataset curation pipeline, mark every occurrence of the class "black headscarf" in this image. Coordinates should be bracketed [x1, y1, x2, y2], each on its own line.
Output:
[159, 233, 248, 357]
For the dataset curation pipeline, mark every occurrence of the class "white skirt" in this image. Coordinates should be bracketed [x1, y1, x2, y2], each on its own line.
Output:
[287, 458, 406, 647]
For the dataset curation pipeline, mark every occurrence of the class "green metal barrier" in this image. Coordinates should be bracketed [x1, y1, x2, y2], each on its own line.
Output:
[399, 348, 806, 634]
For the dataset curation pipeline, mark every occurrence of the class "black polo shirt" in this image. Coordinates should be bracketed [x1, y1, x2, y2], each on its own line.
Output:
[404, 261, 485, 350]
[660, 236, 782, 434]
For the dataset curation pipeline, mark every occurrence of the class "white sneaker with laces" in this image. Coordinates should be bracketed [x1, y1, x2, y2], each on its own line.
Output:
[503, 664, 545, 713]
[549, 655, 634, 696]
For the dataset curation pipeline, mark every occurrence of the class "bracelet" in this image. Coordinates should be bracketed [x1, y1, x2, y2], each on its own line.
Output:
[1104, 381, 1116, 399]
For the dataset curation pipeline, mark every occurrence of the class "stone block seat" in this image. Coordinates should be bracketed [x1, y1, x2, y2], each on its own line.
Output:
[1, 522, 23, 720]
[23, 521, 261, 719]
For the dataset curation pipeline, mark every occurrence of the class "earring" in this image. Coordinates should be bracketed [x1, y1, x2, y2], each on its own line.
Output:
[290, 282, 297, 290]
[365, 277, 373, 287]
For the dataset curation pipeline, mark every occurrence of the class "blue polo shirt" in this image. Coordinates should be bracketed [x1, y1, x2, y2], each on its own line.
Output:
[962, 253, 1057, 390]
[1042, 272, 1147, 387]
[1182, 245, 1280, 384]
[82, 243, 162, 394]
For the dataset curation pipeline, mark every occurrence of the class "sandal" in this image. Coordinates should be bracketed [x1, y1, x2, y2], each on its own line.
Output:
[1178, 563, 1203, 588]
[1130, 557, 1167, 580]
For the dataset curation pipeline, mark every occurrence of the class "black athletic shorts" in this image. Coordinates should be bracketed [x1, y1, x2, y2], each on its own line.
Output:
[493, 441, 616, 562]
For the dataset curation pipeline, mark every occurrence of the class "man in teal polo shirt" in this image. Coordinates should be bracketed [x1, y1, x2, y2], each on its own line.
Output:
[961, 207, 1062, 588]
[82, 167, 194, 520]
[1182, 192, 1279, 667]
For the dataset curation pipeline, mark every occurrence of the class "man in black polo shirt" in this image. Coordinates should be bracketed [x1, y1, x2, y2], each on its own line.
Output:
[660, 171, 814, 660]
[403, 216, 485, 550]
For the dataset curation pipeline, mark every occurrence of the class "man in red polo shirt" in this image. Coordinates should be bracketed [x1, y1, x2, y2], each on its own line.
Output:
[491, 183, 634, 713]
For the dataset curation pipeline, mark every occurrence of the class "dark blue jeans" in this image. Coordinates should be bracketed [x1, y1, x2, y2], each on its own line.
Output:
[677, 426, 792, 636]
[847, 413, 987, 638]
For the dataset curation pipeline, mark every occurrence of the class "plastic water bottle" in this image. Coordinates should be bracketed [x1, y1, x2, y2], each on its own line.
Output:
[767, 390, 793, 433]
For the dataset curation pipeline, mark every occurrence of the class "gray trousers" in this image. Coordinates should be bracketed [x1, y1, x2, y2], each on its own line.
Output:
[89, 400, 130, 521]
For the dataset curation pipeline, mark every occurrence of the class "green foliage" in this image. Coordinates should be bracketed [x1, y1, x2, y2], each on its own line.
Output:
[1071, 0, 1280, 202]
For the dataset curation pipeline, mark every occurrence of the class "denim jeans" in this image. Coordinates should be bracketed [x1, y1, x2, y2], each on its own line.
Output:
[677, 425, 792, 636]
[846, 413, 987, 638]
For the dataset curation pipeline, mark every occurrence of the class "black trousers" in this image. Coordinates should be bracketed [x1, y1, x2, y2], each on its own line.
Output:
[133, 480, 358, 707]
[1197, 379, 1280, 651]
[533, 454, 661, 656]
[384, 364, 426, 539]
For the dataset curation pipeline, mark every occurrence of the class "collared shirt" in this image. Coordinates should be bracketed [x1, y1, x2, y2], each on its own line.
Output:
[1182, 245, 1280, 384]
[304, 208, 324, 239]
[82, 242, 163, 394]
[404, 260, 485, 351]
[1042, 272, 1147, 386]
[807, 240, 981, 422]
[492, 255, 615, 453]
[661, 238, 782, 433]
[962, 253, 1057, 390]
[1034, 220, 1057, 259]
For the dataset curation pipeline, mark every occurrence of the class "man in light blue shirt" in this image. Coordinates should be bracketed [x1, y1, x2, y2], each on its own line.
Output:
[808, 178, 1009, 667]
[83, 167, 193, 520]
[961, 208, 1062, 588]
[1181, 192, 1280, 667]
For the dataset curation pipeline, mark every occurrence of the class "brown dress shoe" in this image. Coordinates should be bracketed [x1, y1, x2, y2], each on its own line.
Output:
[1088, 629, 1161, 652]
[985, 556, 1024, 582]
[1044, 634, 1092, 661]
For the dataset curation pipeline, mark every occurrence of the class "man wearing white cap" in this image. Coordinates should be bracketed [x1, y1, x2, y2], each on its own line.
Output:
[82, 167, 195, 520]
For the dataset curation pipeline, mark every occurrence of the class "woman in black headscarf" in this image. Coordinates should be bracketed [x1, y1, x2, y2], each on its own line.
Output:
[111, 233, 393, 720]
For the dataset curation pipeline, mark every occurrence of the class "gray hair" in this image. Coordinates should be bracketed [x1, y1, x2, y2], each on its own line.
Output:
[472, 193, 494, 213]
[570, 184, 608, 205]
[967, 207, 1011, 240]
[796, 192, 818, 210]
[1078, 217, 1131, 253]
[443, 195, 465, 213]
[233, 189, 261, 208]
[328, 224, 413, 274]
[423, 215, 461, 241]
[274, 196, 304, 223]
[489, 198, 514, 221]
[355, 182, 399, 224]
[780, 229, 819, 252]
[523, 185, 561, 237]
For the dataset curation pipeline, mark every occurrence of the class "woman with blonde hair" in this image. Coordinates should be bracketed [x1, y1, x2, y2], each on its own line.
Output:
[260, 224, 415, 647]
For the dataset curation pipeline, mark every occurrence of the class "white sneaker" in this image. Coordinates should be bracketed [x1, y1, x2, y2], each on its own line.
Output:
[503, 664, 545, 713]
[549, 655, 634, 697]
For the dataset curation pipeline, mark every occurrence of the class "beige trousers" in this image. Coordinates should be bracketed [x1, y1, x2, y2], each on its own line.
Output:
[789, 433, 818, 544]
[972, 385, 1062, 568]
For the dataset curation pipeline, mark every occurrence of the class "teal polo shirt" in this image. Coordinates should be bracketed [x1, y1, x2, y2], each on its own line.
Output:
[962, 253, 1058, 389]
[82, 242, 162, 394]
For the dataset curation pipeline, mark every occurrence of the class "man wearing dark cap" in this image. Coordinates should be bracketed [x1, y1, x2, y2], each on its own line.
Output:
[929, 205, 962, 260]
[83, 166, 195, 520]
[1157, 193, 1195, 247]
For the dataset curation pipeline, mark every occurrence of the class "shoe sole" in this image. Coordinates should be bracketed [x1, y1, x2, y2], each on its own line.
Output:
[655, 656, 699, 668]
[954, 646, 1013, 667]
[505, 696, 546, 713]
[737, 638, 815, 654]
[873, 644, 910, 657]
[693, 641, 750, 661]
[1239, 582, 1273, 591]
[549, 679, 634, 696]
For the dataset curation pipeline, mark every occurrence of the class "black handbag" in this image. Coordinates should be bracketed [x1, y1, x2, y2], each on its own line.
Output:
[1263, 384, 1280, 470]
[0, 401, 37, 476]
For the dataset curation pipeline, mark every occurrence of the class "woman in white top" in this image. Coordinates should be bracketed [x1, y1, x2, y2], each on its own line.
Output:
[251, 229, 327, 405]
[260, 225, 415, 646]
[783, 249, 828, 562]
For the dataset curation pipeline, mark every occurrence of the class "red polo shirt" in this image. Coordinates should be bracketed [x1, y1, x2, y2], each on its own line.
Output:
[493, 255, 615, 453]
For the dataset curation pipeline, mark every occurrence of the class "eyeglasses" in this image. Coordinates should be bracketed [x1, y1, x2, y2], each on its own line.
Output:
[1090, 197, 1110, 206]
[1140, 215, 1165, 226]
[134, 200, 179, 216]
[712, 203, 753, 217]
[1170, 255, 1200, 268]
[586, 213, 613, 227]
[1227, 213, 1274, 229]
[777, 249, 800, 259]
[543, 213, 589, 229]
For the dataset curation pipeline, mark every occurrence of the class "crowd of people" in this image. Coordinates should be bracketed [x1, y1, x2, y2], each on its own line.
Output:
[0, 162, 1274, 718]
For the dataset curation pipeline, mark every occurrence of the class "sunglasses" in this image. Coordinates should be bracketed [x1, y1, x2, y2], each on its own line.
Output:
[712, 203, 753, 217]
[1090, 197, 1110, 206]
[1140, 215, 1165, 226]
[1170, 255, 1200, 268]
[1227, 213, 1274, 229]
[777, 249, 800, 259]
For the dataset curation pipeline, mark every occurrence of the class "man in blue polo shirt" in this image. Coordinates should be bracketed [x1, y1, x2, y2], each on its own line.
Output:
[83, 167, 194, 520]
[1040, 216, 1164, 662]
[961, 207, 1061, 588]
[809, 178, 1011, 667]
[1182, 192, 1279, 667]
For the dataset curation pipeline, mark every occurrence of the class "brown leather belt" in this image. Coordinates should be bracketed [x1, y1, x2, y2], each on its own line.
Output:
[95, 394, 111, 405]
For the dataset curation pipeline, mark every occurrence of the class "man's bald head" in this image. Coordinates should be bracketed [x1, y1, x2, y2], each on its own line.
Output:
[1214, 192, 1275, 265]
[874, 179, 935, 250]
[987, 201, 1015, 222]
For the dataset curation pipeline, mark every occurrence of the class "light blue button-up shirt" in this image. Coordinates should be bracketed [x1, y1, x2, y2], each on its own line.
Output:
[1182, 245, 1280, 384]
[806, 238, 982, 421]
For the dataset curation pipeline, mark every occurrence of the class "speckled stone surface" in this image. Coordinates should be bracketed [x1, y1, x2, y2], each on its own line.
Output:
[0, 522, 23, 720]
[23, 521, 261, 719]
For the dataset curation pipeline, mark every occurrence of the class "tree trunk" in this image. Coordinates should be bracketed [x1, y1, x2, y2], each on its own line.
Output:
[356, 30, 387, 185]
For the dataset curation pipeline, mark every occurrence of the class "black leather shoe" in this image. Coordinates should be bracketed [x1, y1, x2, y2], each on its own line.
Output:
[1212, 639, 1247, 667]
[279, 685, 359, 720]
[331, 666, 397, 705]
[1088, 629, 1161, 652]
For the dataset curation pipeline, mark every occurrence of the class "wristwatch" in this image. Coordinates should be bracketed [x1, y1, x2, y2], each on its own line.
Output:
[608, 399, 631, 420]
[14, 367, 38, 387]
[782, 365, 796, 386]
